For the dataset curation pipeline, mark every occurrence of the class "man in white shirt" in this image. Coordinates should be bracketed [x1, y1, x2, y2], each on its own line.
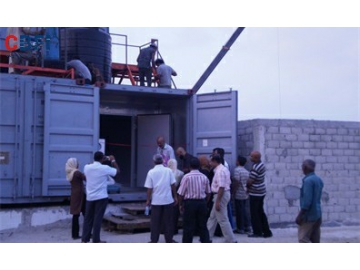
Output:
[155, 58, 177, 88]
[144, 154, 178, 243]
[67, 57, 92, 84]
[81, 151, 119, 243]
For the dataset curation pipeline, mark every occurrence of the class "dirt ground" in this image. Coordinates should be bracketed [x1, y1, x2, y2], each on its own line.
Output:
[0, 218, 359, 243]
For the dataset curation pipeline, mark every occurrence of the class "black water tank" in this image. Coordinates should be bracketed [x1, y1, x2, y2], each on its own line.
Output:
[59, 27, 112, 83]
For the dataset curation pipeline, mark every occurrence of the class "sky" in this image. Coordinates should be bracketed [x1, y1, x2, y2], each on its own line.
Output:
[111, 27, 360, 122]
[1, 1, 359, 123]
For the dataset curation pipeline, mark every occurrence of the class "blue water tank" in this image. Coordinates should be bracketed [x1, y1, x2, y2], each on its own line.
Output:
[59, 27, 112, 83]
[0, 27, 7, 50]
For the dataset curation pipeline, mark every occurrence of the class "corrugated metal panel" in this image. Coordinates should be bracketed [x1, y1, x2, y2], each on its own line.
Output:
[0, 77, 23, 199]
[0, 76, 47, 201]
[192, 91, 238, 171]
[42, 83, 99, 196]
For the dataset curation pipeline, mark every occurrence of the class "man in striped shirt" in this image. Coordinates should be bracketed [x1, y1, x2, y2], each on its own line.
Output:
[247, 151, 273, 238]
[177, 158, 211, 243]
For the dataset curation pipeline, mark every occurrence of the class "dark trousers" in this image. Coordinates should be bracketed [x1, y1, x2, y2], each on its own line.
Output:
[182, 199, 210, 243]
[139, 67, 152, 86]
[249, 195, 272, 236]
[234, 199, 251, 231]
[173, 204, 180, 234]
[72, 214, 80, 238]
[150, 203, 174, 243]
[81, 198, 108, 243]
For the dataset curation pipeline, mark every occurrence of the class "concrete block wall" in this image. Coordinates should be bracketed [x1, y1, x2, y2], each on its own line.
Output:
[238, 119, 360, 225]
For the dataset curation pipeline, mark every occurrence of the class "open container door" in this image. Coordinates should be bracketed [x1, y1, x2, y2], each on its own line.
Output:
[191, 91, 238, 172]
[42, 83, 99, 196]
[136, 114, 171, 187]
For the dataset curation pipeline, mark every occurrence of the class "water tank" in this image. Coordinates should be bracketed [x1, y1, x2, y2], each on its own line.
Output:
[59, 27, 112, 83]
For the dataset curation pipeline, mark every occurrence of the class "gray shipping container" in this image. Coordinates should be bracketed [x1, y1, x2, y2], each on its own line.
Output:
[0, 73, 238, 204]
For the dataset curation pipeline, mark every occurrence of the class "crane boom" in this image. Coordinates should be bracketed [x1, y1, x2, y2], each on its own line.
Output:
[191, 27, 245, 94]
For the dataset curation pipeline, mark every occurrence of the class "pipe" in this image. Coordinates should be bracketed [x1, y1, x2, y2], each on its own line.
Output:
[191, 27, 245, 94]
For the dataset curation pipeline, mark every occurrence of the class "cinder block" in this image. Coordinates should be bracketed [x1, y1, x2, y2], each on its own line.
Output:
[280, 141, 292, 148]
[285, 134, 297, 141]
[326, 128, 337, 135]
[267, 127, 279, 133]
[279, 214, 294, 223]
[310, 135, 321, 142]
[320, 135, 332, 142]
[291, 128, 303, 134]
[332, 135, 343, 142]
[268, 214, 280, 223]
[315, 142, 326, 149]
[303, 142, 315, 148]
[309, 149, 321, 155]
[321, 149, 332, 156]
[348, 129, 359, 136]
[338, 142, 349, 149]
[265, 148, 276, 155]
[315, 156, 326, 163]
[326, 156, 337, 163]
[292, 141, 303, 148]
[337, 128, 348, 135]
[280, 127, 292, 134]
[349, 142, 360, 149]
[343, 136, 354, 142]
[348, 156, 360, 163]
[315, 128, 326, 134]
[299, 149, 310, 156]
[332, 149, 343, 156]
[344, 149, 354, 155]
[298, 134, 310, 141]
[332, 164, 344, 171]
[267, 141, 280, 148]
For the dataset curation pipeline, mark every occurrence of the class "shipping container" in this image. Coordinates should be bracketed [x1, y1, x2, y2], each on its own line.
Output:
[0, 73, 238, 204]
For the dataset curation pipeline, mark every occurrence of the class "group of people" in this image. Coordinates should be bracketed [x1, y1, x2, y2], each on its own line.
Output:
[147, 136, 324, 243]
[65, 135, 324, 244]
[65, 152, 119, 243]
[136, 42, 177, 88]
[148, 136, 262, 243]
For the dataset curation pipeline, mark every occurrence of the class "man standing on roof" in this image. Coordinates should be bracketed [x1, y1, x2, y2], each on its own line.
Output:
[137, 42, 157, 87]
[155, 58, 177, 88]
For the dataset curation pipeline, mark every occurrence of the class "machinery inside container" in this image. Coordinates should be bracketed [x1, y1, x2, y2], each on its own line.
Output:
[99, 87, 189, 199]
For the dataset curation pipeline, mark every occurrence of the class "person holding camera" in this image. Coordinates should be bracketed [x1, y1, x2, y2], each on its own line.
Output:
[81, 152, 119, 243]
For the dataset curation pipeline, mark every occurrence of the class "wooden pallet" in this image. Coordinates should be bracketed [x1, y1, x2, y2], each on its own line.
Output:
[102, 203, 182, 234]
[103, 214, 150, 234]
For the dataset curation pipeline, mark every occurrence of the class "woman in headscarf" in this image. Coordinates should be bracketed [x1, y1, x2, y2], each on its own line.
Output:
[167, 158, 184, 234]
[65, 157, 86, 240]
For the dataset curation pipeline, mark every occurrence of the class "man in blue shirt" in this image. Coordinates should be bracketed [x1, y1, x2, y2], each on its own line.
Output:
[296, 159, 324, 243]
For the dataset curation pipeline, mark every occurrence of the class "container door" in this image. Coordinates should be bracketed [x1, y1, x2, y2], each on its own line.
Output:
[136, 114, 171, 187]
[42, 83, 99, 196]
[191, 91, 238, 172]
